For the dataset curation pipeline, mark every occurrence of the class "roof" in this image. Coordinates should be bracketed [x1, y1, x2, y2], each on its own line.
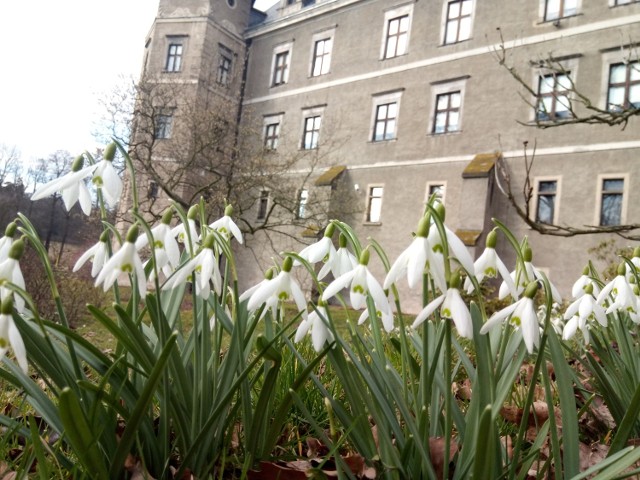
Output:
[315, 165, 346, 186]
[462, 152, 500, 178]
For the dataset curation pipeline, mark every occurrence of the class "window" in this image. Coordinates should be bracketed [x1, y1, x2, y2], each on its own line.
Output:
[381, 5, 413, 59]
[165, 42, 183, 72]
[537, 73, 572, 121]
[544, 0, 578, 21]
[155, 113, 173, 139]
[599, 178, 625, 226]
[217, 54, 232, 86]
[365, 186, 384, 223]
[444, 0, 473, 44]
[264, 122, 280, 150]
[535, 180, 558, 224]
[433, 91, 461, 133]
[613, 0, 640, 4]
[607, 61, 640, 111]
[426, 182, 446, 205]
[272, 50, 290, 86]
[373, 103, 398, 141]
[257, 190, 270, 220]
[148, 181, 159, 199]
[311, 38, 332, 77]
[302, 115, 321, 149]
[296, 188, 309, 219]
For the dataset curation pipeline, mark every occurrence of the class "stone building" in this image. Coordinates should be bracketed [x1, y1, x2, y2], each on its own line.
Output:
[130, 0, 640, 311]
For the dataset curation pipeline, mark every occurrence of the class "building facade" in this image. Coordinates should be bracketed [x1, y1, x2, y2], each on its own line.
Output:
[133, 0, 640, 311]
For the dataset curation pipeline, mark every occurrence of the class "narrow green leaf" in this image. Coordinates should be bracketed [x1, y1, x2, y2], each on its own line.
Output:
[472, 406, 494, 479]
[609, 383, 640, 456]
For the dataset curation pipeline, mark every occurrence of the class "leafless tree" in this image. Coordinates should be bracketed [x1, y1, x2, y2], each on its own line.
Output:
[0, 144, 22, 186]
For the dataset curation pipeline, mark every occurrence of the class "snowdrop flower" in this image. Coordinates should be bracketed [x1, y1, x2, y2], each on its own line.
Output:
[295, 301, 334, 352]
[137, 210, 180, 278]
[412, 273, 473, 339]
[384, 217, 432, 290]
[498, 247, 561, 303]
[322, 249, 393, 332]
[318, 233, 357, 280]
[92, 143, 122, 208]
[481, 282, 541, 354]
[563, 284, 607, 345]
[0, 222, 18, 262]
[239, 268, 278, 319]
[596, 262, 638, 319]
[296, 223, 336, 267]
[0, 239, 26, 313]
[209, 204, 243, 244]
[246, 257, 308, 320]
[171, 205, 200, 254]
[163, 234, 222, 299]
[0, 297, 28, 374]
[464, 230, 517, 299]
[571, 265, 600, 299]
[31, 155, 95, 216]
[73, 230, 111, 278]
[625, 247, 640, 282]
[95, 225, 146, 298]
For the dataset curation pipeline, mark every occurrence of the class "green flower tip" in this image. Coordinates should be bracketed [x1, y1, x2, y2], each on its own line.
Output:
[339, 233, 348, 249]
[264, 267, 275, 281]
[359, 248, 370, 266]
[486, 230, 498, 249]
[282, 256, 293, 273]
[584, 283, 594, 295]
[449, 272, 462, 290]
[582, 265, 590, 276]
[416, 217, 430, 238]
[523, 281, 539, 299]
[323, 223, 335, 239]
[4, 222, 17, 238]
[617, 262, 627, 276]
[125, 225, 139, 243]
[203, 233, 215, 249]
[8, 239, 25, 260]
[224, 204, 234, 217]
[103, 142, 117, 161]
[187, 205, 199, 220]
[0, 297, 13, 315]
[99, 230, 110, 243]
[71, 155, 85, 172]
[317, 299, 326, 308]
[634, 247, 640, 258]
[161, 209, 173, 225]
[434, 203, 446, 222]
[523, 247, 533, 263]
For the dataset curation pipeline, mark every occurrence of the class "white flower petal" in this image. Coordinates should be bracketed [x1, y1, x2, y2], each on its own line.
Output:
[412, 294, 445, 329]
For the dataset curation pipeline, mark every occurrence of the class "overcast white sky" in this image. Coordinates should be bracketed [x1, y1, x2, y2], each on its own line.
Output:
[0, 0, 277, 164]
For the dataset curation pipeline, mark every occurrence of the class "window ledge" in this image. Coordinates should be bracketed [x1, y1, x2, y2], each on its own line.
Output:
[380, 52, 409, 62]
[538, 12, 582, 25]
[363, 222, 382, 227]
[439, 38, 472, 48]
[369, 138, 398, 144]
[428, 130, 462, 137]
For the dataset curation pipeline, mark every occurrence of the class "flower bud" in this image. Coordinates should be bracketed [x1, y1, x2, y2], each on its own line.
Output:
[99, 230, 110, 243]
[584, 283, 594, 295]
[339, 233, 348, 249]
[634, 247, 640, 258]
[203, 233, 215, 250]
[416, 216, 429, 238]
[71, 154, 85, 172]
[617, 262, 627, 276]
[0, 296, 13, 315]
[8, 239, 25, 260]
[582, 265, 589, 276]
[323, 223, 335, 239]
[103, 142, 117, 161]
[282, 256, 293, 273]
[187, 205, 199, 220]
[161, 209, 173, 225]
[523, 247, 533, 263]
[434, 203, 446, 222]
[125, 225, 139, 243]
[224, 204, 234, 217]
[359, 248, 370, 266]
[523, 281, 539, 299]
[486, 230, 498, 249]
[264, 267, 275, 280]
[449, 272, 462, 290]
[4, 222, 17, 238]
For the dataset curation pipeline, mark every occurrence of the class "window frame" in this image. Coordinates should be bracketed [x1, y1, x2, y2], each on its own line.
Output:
[154, 112, 174, 140]
[595, 174, 628, 227]
[531, 177, 561, 225]
[263, 113, 283, 150]
[610, 0, 640, 5]
[429, 77, 467, 135]
[442, 0, 474, 45]
[536, 72, 573, 121]
[380, 4, 414, 60]
[309, 28, 335, 78]
[165, 39, 185, 72]
[370, 90, 403, 142]
[425, 181, 447, 206]
[216, 49, 233, 86]
[541, 0, 580, 22]
[300, 105, 325, 150]
[296, 188, 309, 219]
[606, 61, 640, 111]
[364, 185, 384, 224]
[257, 190, 270, 221]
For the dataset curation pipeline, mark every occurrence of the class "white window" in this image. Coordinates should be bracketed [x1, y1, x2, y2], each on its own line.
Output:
[165, 39, 185, 72]
[425, 182, 447, 206]
[380, 4, 414, 59]
[310, 28, 335, 77]
[532, 177, 561, 224]
[263, 114, 283, 150]
[370, 90, 403, 142]
[531, 57, 578, 123]
[607, 61, 640, 111]
[155, 113, 173, 139]
[296, 188, 309, 219]
[429, 77, 468, 134]
[596, 175, 628, 226]
[270, 42, 293, 87]
[443, 0, 474, 45]
[217, 45, 233, 86]
[541, 0, 579, 21]
[365, 185, 384, 223]
[301, 106, 325, 150]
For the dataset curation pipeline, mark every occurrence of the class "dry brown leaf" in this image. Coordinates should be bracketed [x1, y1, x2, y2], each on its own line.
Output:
[453, 379, 472, 401]
[429, 437, 458, 480]
[248, 461, 308, 480]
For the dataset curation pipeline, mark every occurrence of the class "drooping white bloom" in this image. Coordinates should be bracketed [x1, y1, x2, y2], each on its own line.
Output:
[246, 257, 308, 320]
[428, 222, 475, 277]
[384, 217, 433, 290]
[498, 247, 561, 303]
[480, 282, 540, 354]
[0, 240, 26, 313]
[31, 156, 95, 216]
[239, 269, 278, 319]
[172, 206, 200, 254]
[563, 286, 607, 344]
[571, 266, 600, 299]
[322, 249, 393, 332]
[318, 234, 357, 280]
[596, 266, 638, 320]
[209, 205, 243, 244]
[0, 223, 18, 262]
[0, 298, 28, 374]
[295, 303, 334, 352]
[92, 145, 122, 208]
[412, 276, 473, 339]
[296, 224, 336, 266]
[95, 227, 146, 298]
[137, 212, 181, 278]
[73, 232, 110, 278]
[163, 235, 222, 299]
[464, 230, 518, 299]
